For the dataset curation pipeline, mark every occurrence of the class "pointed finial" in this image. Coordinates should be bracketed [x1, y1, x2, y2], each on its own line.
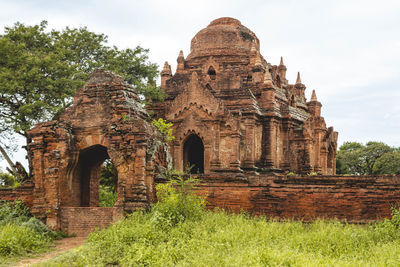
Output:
[296, 72, 302, 84]
[279, 56, 284, 66]
[161, 61, 172, 75]
[177, 50, 184, 61]
[264, 69, 273, 86]
[311, 90, 318, 101]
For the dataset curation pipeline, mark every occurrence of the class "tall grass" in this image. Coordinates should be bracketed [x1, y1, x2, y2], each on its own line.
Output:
[0, 201, 63, 265]
[40, 177, 400, 266]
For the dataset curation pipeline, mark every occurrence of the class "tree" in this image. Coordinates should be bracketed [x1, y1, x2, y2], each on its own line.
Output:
[336, 141, 397, 175]
[372, 151, 400, 175]
[0, 21, 164, 177]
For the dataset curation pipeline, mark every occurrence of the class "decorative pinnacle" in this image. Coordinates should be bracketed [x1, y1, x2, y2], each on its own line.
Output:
[311, 90, 318, 101]
[296, 72, 302, 84]
[264, 69, 273, 86]
[279, 56, 284, 66]
[177, 50, 184, 62]
[161, 61, 172, 75]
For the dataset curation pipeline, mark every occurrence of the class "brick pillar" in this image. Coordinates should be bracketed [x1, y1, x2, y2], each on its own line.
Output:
[210, 122, 221, 171]
[230, 132, 241, 170]
[242, 118, 256, 170]
[261, 117, 276, 168]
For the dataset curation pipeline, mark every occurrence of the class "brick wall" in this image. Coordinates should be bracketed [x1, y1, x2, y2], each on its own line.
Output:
[192, 174, 400, 223]
[0, 182, 34, 207]
[59, 207, 123, 236]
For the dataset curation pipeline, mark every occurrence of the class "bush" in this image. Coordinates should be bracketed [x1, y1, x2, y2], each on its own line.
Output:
[0, 200, 62, 262]
[99, 185, 117, 207]
[0, 172, 18, 187]
[151, 175, 205, 229]
[0, 200, 30, 224]
[0, 223, 49, 258]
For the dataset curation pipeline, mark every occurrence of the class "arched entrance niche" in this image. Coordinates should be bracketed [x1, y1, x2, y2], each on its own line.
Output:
[183, 134, 204, 174]
[70, 144, 117, 207]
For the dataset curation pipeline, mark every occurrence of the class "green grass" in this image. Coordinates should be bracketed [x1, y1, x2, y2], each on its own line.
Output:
[38, 176, 400, 266]
[37, 210, 400, 266]
[0, 201, 62, 266]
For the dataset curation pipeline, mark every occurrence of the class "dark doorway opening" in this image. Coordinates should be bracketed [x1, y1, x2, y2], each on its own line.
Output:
[183, 135, 204, 174]
[74, 145, 117, 207]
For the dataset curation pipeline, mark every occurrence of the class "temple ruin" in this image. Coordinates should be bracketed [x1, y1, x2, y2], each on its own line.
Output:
[1, 18, 399, 235]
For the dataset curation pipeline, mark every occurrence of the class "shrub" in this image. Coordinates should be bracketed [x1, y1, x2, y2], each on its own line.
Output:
[0, 200, 30, 224]
[99, 185, 117, 207]
[0, 200, 62, 262]
[151, 118, 175, 143]
[0, 172, 17, 187]
[151, 175, 205, 229]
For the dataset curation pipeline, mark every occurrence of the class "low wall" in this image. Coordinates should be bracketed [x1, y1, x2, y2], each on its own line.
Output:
[0, 182, 34, 207]
[193, 174, 400, 223]
[59, 207, 123, 236]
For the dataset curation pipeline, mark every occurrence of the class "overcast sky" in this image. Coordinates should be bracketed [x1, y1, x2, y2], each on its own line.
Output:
[1, 0, 400, 169]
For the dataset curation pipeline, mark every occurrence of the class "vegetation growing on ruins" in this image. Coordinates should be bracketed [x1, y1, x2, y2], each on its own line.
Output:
[0, 21, 163, 177]
[0, 201, 63, 265]
[336, 141, 400, 175]
[152, 118, 175, 143]
[40, 177, 400, 266]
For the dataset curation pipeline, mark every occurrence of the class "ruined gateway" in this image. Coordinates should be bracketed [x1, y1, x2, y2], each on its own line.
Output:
[22, 17, 363, 234]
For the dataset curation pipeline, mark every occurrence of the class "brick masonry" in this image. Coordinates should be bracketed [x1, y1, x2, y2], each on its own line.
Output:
[192, 174, 400, 222]
[1, 17, 398, 236]
[59, 207, 123, 236]
[0, 182, 34, 207]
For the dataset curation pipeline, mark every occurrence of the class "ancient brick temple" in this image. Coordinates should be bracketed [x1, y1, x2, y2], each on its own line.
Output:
[153, 17, 337, 175]
[4, 17, 400, 235]
[26, 70, 167, 231]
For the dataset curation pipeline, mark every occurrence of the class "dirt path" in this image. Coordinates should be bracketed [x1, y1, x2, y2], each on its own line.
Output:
[14, 236, 87, 267]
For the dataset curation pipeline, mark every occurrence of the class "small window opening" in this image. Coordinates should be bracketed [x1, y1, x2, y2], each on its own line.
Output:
[207, 66, 216, 80]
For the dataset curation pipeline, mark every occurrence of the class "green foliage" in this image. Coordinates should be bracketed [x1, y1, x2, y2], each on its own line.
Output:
[99, 159, 117, 207]
[151, 175, 205, 229]
[372, 151, 400, 175]
[0, 223, 49, 258]
[0, 21, 163, 173]
[100, 159, 116, 187]
[99, 185, 117, 207]
[0, 201, 61, 263]
[42, 208, 400, 267]
[0, 171, 18, 187]
[336, 141, 398, 175]
[151, 118, 175, 143]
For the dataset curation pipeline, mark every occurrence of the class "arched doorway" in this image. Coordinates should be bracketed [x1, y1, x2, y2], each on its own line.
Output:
[183, 135, 204, 174]
[71, 145, 117, 207]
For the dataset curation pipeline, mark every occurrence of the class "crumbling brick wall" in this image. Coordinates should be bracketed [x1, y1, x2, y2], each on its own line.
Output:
[0, 182, 34, 207]
[26, 69, 167, 230]
[189, 173, 400, 222]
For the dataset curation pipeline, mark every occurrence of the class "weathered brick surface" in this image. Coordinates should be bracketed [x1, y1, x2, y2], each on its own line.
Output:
[191, 174, 400, 222]
[26, 69, 167, 230]
[14, 17, 398, 234]
[60, 207, 123, 236]
[0, 183, 34, 207]
[153, 17, 338, 175]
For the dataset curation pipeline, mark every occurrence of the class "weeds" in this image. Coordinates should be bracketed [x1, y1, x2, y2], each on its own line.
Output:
[0, 201, 62, 264]
[39, 183, 400, 266]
